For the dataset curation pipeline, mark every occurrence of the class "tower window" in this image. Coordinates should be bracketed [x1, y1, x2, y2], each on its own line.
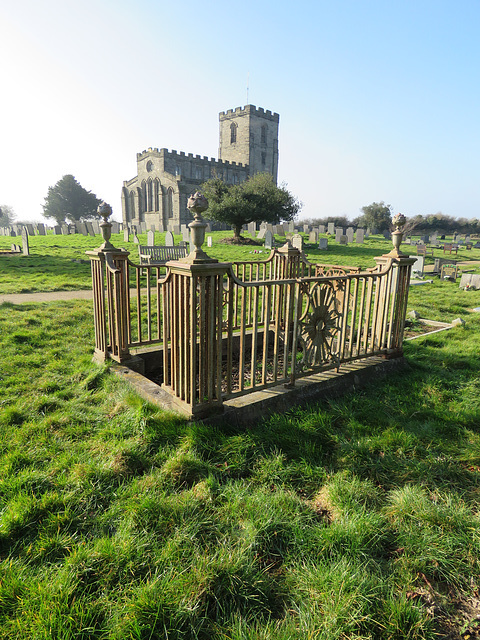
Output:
[261, 125, 267, 144]
[261, 152, 266, 166]
[230, 122, 237, 144]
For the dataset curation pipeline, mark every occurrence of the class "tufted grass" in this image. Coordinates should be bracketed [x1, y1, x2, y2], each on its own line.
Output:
[0, 239, 480, 638]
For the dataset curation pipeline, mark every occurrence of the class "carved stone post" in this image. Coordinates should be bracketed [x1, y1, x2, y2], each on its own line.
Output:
[161, 193, 231, 418]
[374, 214, 415, 357]
[86, 203, 131, 363]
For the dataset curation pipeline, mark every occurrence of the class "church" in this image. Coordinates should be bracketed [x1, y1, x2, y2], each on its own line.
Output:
[121, 104, 279, 231]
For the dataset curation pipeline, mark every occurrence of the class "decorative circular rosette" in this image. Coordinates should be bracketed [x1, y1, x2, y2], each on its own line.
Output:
[298, 281, 341, 367]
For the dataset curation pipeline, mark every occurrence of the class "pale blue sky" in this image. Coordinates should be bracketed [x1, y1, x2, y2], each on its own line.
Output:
[1, 0, 479, 222]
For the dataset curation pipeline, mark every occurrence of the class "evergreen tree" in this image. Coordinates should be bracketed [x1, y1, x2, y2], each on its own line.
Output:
[0, 205, 16, 226]
[202, 173, 301, 241]
[42, 175, 101, 224]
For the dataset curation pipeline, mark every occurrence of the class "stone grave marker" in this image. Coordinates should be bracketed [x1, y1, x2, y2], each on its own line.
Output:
[248, 222, 257, 237]
[460, 273, 480, 290]
[37, 223, 46, 236]
[346, 227, 354, 243]
[207, 236, 213, 247]
[133, 232, 139, 244]
[411, 255, 424, 276]
[61, 224, 69, 235]
[327, 222, 335, 235]
[92, 220, 100, 234]
[339, 235, 348, 245]
[124, 228, 130, 243]
[53, 226, 61, 235]
[318, 237, 328, 250]
[292, 233, 303, 251]
[288, 221, 295, 233]
[335, 228, 344, 242]
[303, 224, 310, 233]
[318, 224, 325, 234]
[257, 227, 266, 240]
[264, 230, 274, 250]
[21, 227, 29, 255]
[308, 230, 318, 244]
[383, 230, 392, 240]
[165, 230, 174, 246]
[69, 224, 77, 234]
[77, 222, 88, 236]
[85, 222, 95, 236]
[147, 229, 155, 245]
[356, 228, 365, 243]
[111, 221, 120, 234]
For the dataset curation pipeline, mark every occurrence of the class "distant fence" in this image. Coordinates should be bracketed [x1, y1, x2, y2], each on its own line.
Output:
[88, 240, 414, 419]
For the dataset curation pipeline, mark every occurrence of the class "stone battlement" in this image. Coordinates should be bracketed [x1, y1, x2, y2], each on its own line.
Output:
[219, 104, 279, 122]
[137, 147, 247, 169]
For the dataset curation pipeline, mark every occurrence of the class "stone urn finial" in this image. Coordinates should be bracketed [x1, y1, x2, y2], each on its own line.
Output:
[387, 213, 407, 258]
[182, 192, 217, 263]
[97, 201, 115, 250]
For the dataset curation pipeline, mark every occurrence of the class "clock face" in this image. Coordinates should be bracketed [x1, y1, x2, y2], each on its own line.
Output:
[146, 160, 153, 172]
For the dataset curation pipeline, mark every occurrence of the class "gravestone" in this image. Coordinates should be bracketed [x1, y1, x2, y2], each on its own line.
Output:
[335, 229, 344, 242]
[21, 227, 29, 255]
[133, 233, 139, 244]
[53, 226, 61, 235]
[25, 224, 35, 236]
[288, 221, 295, 233]
[308, 230, 318, 243]
[411, 255, 424, 276]
[264, 230, 274, 250]
[356, 228, 365, 243]
[318, 237, 328, 250]
[112, 221, 120, 234]
[165, 230, 174, 246]
[346, 227, 354, 243]
[204, 223, 211, 233]
[172, 225, 181, 235]
[257, 228, 266, 240]
[433, 257, 456, 274]
[327, 222, 335, 235]
[303, 224, 310, 233]
[275, 225, 285, 236]
[383, 230, 392, 240]
[92, 220, 100, 235]
[69, 224, 77, 234]
[339, 235, 348, 245]
[124, 228, 130, 243]
[85, 222, 95, 236]
[460, 274, 480, 290]
[318, 225, 325, 234]
[77, 222, 88, 236]
[37, 223, 46, 236]
[207, 236, 212, 247]
[147, 229, 155, 245]
[292, 233, 303, 251]
[248, 222, 257, 237]
[61, 225, 69, 235]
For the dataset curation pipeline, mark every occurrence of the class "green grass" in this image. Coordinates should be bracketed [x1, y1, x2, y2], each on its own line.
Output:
[1, 235, 480, 638]
[1, 229, 480, 294]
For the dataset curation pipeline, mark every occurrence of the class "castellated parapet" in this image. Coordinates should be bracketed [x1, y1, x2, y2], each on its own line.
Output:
[121, 104, 279, 230]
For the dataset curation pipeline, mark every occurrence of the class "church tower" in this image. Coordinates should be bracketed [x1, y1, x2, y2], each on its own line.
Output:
[218, 105, 279, 183]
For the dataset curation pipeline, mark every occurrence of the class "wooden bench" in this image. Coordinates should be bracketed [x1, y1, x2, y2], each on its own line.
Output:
[138, 245, 188, 265]
[443, 243, 458, 255]
[416, 244, 433, 257]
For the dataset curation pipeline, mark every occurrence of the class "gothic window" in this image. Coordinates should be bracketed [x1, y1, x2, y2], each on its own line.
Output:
[175, 165, 181, 176]
[154, 179, 160, 211]
[195, 167, 203, 180]
[167, 188, 174, 218]
[141, 181, 147, 214]
[147, 179, 153, 212]
[230, 122, 237, 144]
[261, 125, 267, 144]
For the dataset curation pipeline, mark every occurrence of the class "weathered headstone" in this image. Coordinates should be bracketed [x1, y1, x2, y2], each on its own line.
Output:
[335, 229, 344, 242]
[61, 224, 69, 235]
[346, 227, 354, 243]
[328, 222, 335, 235]
[356, 228, 365, 243]
[77, 222, 88, 236]
[147, 229, 155, 245]
[53, 226, 61, 235]
[288, 221, 295, 233]
[248, 222, 257, 237]
[339, 235, 348, 245]
[318, 237, 328, 250]
[92, 220, 100, 235]
[21, 227, 29, 255]
[124, 228, 130, 243]
[411, 255, 424, 276]
[257, 228, 266, 240]
[111, 221, 120, 234]
[207, 236, 213, 247]
[460, 273, 480, 290]
[25, 224, 35, 236]
[133, 233, 139, 244]
[264, 230, 273, 250]
[37, 223, 46, 236]
[292, 233, 303, 252]
[308, 230, 318, 244]
[303, 224, 310, 233]
[165, 230, 174, 246]
[318, 225, 325, 234]
[85, 222, 95, 236]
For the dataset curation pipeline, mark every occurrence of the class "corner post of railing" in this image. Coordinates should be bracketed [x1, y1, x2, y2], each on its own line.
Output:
[274, 239, 301, 278]
[86, 202, 131, 364]
[161, 193, 231, 420]
[374, 214, 416, 358]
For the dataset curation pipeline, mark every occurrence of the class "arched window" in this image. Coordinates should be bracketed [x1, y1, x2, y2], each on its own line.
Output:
[141, 181, 147, 214]
[147, 179, 153, 212]
[195, 167, 203, 180]
[261, 125, 267, 144]
[154, 179, 160, 211]
[230, 122, 237, 144]
[167, 188, 174, 218]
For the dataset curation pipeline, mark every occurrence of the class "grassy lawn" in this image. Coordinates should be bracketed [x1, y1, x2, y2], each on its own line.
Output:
[1, 232, 480, 638]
